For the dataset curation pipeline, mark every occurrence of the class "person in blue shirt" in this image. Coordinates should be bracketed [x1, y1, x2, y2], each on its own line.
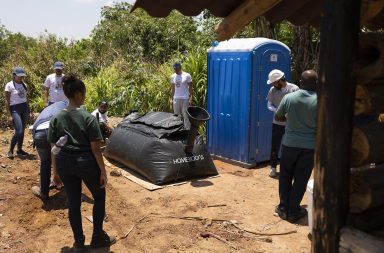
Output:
[274, 70, 318, 223]
[31, 101, 68, 202]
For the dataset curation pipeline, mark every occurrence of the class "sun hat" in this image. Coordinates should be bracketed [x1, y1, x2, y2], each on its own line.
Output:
[267, 69, 285, 84]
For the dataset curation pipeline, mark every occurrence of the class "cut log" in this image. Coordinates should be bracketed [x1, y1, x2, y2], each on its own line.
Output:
[354, 85, 384, 115]
[361, 0, 384, 25]
[351, 121, 384, 167]
[339, 227, 384, 253]
[350, 164, 384, 214]
[214, 0, 281, 41]
[357, 33, 384, 84]
[349, 205, 384, 230]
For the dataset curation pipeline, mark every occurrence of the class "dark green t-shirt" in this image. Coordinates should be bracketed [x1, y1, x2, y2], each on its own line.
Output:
[48, 109, 102, 151]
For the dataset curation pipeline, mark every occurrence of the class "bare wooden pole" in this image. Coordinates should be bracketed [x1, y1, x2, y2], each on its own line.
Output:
[312, 0, 361, 252]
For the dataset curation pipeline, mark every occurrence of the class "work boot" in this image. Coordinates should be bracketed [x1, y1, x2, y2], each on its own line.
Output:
[73, 235, 85, 253]
[31, 186, 48, 202]
[269, 167, 277, 178]
[90, 230, 116, 249]
[288, 207, 308, 223]
[16, 149, 29, 157]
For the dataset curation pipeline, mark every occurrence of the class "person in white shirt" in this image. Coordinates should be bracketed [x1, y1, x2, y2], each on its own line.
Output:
[44, 61, 67, 106]
[91, 101, 113, 139]
[266, 69, 299, 178]
[4, 67, 30, 158]
[170, 62, 193, 130]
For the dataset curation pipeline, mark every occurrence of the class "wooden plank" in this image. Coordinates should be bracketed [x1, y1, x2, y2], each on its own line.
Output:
[339, 227, 384, 253]
[214, 0, 281, 41]
[312, 0, 361, 252]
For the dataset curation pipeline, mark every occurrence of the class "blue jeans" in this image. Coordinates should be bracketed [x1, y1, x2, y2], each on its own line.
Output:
[9, 102, 29, 152]
[56, 150, 106, 243]
[33, 129, 51, 198]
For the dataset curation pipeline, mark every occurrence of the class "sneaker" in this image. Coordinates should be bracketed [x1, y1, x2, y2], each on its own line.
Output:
[31, 186, 48, 202]
[6, 151, 14, 159]
[288, 207, 307, 223]
[275, 205, 288, 220]
[90, 231, 116, 249]
[269, 167, 277, 178]
[16, 149, 29, 157]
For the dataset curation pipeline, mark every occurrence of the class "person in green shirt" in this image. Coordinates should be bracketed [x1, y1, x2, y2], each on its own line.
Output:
[48, 74, 115, 252]
[274, 70, 318, 223]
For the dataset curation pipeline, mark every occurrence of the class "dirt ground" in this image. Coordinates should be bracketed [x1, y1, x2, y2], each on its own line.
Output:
[0, 122, 311, 253]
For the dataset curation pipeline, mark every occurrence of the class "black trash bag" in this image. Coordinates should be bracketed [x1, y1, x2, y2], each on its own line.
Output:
[104, 111, 218, 185]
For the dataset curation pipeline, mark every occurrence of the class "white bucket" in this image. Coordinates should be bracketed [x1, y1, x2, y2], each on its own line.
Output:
[306, 179, 314, 233]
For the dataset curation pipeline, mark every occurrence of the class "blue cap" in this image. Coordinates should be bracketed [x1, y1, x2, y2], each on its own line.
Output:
[173, 62, 181, 69]
[12, 67, 26, 77]
[53, 61, 64, 70]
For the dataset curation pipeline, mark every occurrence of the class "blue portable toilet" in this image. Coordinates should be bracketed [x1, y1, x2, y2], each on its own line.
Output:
[207, 38, 291, 167]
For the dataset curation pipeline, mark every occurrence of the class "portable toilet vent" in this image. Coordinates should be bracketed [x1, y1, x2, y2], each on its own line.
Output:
[207, 38, 291, 167]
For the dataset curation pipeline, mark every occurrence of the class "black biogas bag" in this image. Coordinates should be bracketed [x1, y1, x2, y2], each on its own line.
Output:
[104, 111, 217, 185]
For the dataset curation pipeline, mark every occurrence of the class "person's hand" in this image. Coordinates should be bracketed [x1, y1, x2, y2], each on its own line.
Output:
[44, 101, 49, 107]
[7, 116, 13, 126]
[52, 174, 63, 188]
[189, 97, 192, 105]
[169, 99, 173, 110]
[100, 171, 108, 188]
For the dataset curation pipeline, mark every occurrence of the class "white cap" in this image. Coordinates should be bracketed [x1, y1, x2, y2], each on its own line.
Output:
[267, 69, 285, 84]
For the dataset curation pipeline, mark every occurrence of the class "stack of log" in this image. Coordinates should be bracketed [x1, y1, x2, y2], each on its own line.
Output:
[345, 32, 384, 251]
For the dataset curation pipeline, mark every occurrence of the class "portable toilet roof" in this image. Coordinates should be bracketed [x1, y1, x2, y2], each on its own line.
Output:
[208, 38, 290, 53]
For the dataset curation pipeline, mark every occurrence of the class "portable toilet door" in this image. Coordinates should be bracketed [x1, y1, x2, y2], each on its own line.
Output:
[250, 43, 291, 163]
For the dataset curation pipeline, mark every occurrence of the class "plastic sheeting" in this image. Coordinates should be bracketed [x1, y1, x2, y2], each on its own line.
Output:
[104, 112, 218, 185]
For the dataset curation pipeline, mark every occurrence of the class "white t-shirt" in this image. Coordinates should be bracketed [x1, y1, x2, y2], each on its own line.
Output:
[170, 72, 192, 99]
[4, 81, 28, 106]
[92, 109, 108, 123]
[44, 73, 67, 103]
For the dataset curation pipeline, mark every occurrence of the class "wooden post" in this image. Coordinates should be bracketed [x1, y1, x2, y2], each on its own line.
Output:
[312, 1, 361, 253]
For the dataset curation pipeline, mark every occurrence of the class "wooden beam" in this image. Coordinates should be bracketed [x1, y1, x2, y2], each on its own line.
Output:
[214, 0, 281, 41]
[312, 1, 361, 253]
[339, 227, 384, 253]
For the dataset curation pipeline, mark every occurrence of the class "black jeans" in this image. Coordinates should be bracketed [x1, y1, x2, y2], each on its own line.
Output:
[56, 150, 105, 243]
[279, 145, 314, 214]
[9, 102, 29, 152]
[270, 123, 285, 168]
[33, 129, 51, 197]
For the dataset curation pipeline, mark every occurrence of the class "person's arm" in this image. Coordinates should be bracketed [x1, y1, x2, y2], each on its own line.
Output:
[4, 91, 12, 124]
[275, 96, 288, 122]
[90, 141, 108, 188]
[44, 87, 49, 107]
[188, 81, 193, 105]
[170, 82, 175, 110]
[267, 101, 277, 112]
[50, 143, 62, 186]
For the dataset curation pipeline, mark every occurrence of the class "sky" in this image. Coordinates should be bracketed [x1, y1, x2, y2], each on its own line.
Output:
[0, 0, 135, 40]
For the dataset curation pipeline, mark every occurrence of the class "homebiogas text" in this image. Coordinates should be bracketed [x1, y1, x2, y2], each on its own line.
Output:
[173, 155, 205, 164]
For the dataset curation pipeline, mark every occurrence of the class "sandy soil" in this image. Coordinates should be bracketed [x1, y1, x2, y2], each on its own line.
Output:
[0, 125, 311, 253]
